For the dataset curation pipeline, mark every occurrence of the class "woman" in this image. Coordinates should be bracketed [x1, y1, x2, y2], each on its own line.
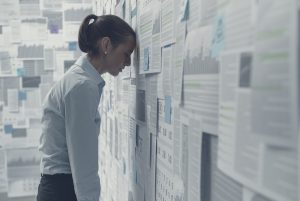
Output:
[37, 14, 136, 201]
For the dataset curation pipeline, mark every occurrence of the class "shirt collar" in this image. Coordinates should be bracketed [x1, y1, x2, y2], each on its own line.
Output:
[75, 54, 106, 89]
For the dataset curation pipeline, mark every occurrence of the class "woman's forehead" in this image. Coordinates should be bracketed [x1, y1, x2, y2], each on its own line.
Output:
[120, 37, 136, 51]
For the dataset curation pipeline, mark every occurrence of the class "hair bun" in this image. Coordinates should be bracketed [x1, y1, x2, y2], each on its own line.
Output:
[78, 14, 99, 53]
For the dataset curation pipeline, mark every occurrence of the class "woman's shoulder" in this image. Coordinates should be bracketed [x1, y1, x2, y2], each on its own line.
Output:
[63, 78, 98, 98]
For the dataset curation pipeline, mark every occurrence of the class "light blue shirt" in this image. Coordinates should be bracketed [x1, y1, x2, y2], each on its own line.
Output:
[39, 54, 105, 201]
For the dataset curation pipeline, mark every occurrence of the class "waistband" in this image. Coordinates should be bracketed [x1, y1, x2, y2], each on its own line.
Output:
[41, 173, 72, 178]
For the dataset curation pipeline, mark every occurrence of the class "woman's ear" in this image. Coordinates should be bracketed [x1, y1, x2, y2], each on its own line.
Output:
[100, 37, 112, 55]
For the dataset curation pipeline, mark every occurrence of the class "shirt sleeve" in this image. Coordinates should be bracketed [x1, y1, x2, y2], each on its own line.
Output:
[64, 81, 101, 201]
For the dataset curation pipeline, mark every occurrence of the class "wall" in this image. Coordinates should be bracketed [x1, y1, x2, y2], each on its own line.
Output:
[0, 0, 298, 201]
[0, 0, 92, 200]
[94, 0, 300, 201]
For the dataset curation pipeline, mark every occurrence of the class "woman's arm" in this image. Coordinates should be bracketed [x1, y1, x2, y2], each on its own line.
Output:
[64, 80, 101, 201]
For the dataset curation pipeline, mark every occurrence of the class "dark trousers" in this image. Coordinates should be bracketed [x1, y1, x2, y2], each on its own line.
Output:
[37, 174, 77, 201]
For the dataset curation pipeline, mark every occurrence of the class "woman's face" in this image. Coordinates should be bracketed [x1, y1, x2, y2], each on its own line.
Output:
[105, 36, 136, 76]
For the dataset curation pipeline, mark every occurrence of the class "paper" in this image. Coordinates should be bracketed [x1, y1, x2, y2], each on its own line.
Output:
[161, 0, 176, 46]
[139, 2, 162, 74]
[23, 60, 45, 76]
[211, 15, 225, 58]
[63, 23, 80, 42]
[186, 0, 201, 30]
[0, 148, 7, 193]
[145, 75, 158, 135]
[63, 3, 93, 22]
[7, 88, 19, 112]
[115, 0, 126, 19]
[0, 25, 10, 49]
[68, 41, 77, 51]
[0, 0, 19, 24]
[134, 123, 148, 191]
[4, 124, 13, 134]
[145, 133, 157, 201]
[23, 88, 41, 110]
[22, 76, 41, 88]
[12, 128, 27, 138]
[0, 77, 20, 105]
[243, 188, 273, 201]
[187, 118, 202, 201]
[161, 45, 173, 97]
[218, 50, 252, 179]
[171, 20, 186, 105]
[20, 18, 48, 42]
[136, 89, 146, 122]
[18, 44, 44, 60]
[19, 0, 41, 17]
[42, 0, 62, 10]
[143, 47, 149, 71]
[0, 102, 3, 126]
[54, 50, 74, 81]
[178, 0, 188, 22]
[18, 90, 27, 101]
[223, 1, 254, 51]
[200, 134, 244, 201]
[16, 68, 25, 77]
[139, 9, 152, 74]
[6, 147, 40, 197]
[10, 20, 21, 43]
[182, 26, 219, 134]
[200, 0, 218, 26]
[44, 48, 55, 70]
[251, 0, 298, 147]
[178, 111, 203, 201]
[262, 146, 297, 201]
[63, 4, 92, 41]
[42, 10, 63, 34]
[39, 83, 52, 103]
[131, 0, 137, 13]
[164, 96, 171, 124]
[172, 107, 181, 176]
[217, 2, 255, 184]
[64, 59, 76, 72]
[156, 98, 175, 201]
[151, 4, 161, 73]
[217, 2, 299, 201]
[0, 52, 12, 74]
[41, 73, 54, 84]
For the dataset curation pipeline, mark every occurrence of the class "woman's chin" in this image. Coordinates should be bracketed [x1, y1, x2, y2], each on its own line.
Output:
[109, 71, 120, 77]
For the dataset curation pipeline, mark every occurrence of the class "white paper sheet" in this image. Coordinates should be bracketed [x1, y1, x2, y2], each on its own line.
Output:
[161, 0, 176, 46]
[7, 88, 19, 112]
[6, 147, 40, 198]
[20, 18, 48, 42]
[182, 26, 219, 134]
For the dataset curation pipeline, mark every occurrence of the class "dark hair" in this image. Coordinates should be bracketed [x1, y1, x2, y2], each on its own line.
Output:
[78, 14, 136, 55]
